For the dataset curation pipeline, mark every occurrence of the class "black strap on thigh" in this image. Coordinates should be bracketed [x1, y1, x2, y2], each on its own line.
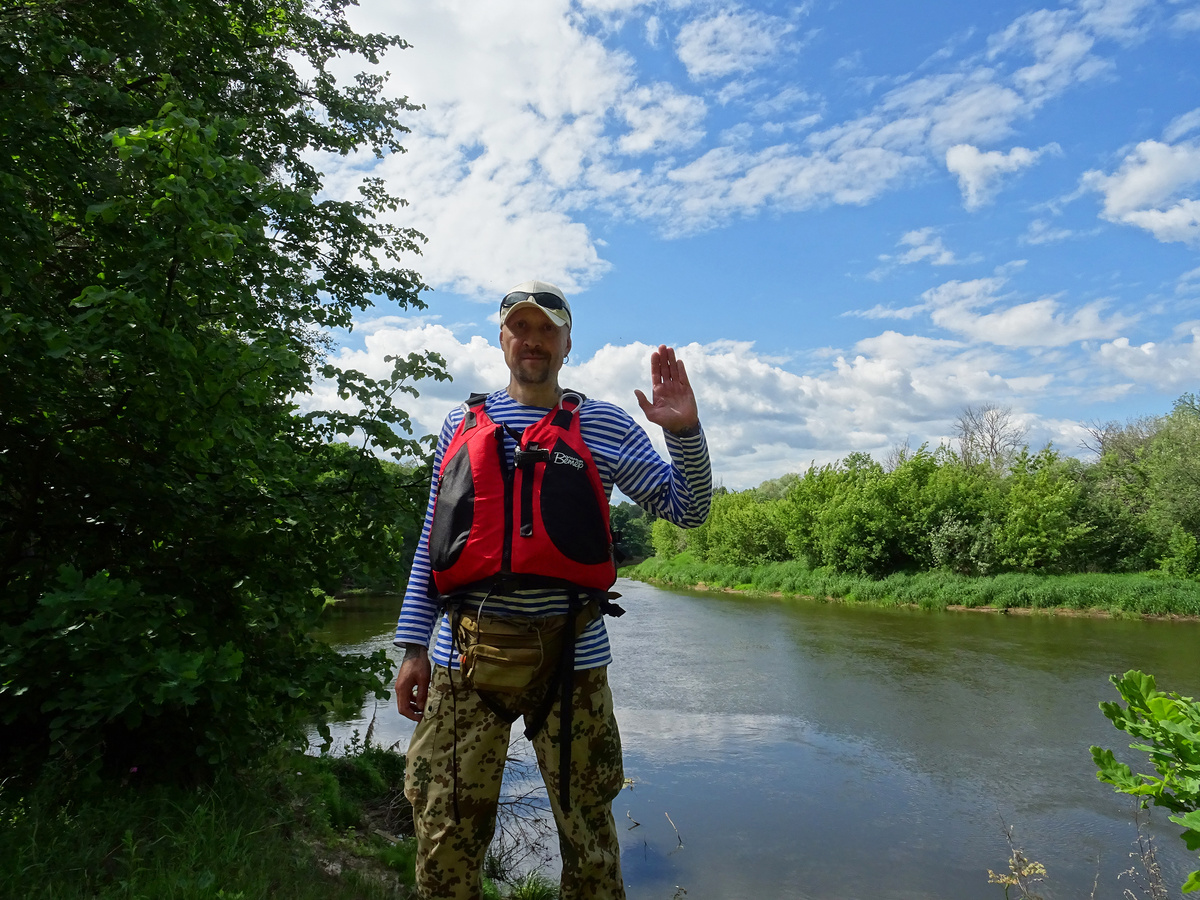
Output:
[522, 590, 583, 813]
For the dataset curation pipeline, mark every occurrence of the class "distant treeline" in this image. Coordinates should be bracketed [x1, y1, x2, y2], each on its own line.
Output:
[652, 394, 1200, 579]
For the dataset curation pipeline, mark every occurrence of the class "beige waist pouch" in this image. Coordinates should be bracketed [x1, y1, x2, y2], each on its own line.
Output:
[453, 611, 570, 694]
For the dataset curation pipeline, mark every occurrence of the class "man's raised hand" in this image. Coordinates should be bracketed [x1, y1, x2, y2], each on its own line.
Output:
[634, 344, 700, 435]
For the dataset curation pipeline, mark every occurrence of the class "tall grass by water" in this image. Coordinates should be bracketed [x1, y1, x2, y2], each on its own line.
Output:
[625, 554, 1200, 616]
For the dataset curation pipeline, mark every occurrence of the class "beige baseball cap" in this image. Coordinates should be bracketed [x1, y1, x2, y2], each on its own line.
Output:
[499, 280, 572, 329]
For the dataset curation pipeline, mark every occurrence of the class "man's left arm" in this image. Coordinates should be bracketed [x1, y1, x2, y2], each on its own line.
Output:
[622, 344, 712, 526]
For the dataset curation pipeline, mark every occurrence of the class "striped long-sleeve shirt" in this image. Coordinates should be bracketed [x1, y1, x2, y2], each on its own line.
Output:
[393, 388, 713, 669]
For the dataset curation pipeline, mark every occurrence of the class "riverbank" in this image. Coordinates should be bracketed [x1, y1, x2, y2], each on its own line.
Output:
[623, 555, 1200, 618]
[0, 746, 419, 900]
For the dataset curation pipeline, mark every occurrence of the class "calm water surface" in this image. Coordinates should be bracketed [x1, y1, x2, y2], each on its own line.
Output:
[315, 580, 1200, 900]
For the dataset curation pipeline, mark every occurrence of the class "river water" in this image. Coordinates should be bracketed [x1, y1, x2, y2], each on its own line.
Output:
[315, 579, 1200, 900]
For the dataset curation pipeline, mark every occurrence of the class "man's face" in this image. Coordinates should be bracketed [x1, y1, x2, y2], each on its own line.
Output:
[500, 305, 572, 386]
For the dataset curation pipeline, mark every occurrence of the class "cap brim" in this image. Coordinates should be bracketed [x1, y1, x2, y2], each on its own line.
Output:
[500, 299, 571, 328]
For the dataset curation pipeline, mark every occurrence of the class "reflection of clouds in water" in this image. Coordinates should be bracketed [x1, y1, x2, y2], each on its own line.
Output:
[614, 708, 820, 762]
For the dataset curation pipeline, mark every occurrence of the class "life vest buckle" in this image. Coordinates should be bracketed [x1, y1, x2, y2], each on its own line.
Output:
[514, 447, 550, 468]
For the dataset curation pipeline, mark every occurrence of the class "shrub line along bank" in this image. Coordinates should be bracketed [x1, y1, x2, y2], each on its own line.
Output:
[623, 556, 1200, 619]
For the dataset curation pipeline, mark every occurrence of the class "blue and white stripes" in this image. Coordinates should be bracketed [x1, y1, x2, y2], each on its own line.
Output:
[393, 389, 712, 669]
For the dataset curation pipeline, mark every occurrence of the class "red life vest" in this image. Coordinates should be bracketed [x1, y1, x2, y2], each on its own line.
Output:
[429, 392, 616, 595]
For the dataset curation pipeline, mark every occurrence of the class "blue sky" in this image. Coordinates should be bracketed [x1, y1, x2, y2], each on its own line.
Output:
[310, 0, 1200, 489]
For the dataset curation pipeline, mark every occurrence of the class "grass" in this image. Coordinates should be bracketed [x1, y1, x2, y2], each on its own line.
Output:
[0, 738, 562, 900]
[623, 555, 1200, 617]
[0, 745, 419, 900]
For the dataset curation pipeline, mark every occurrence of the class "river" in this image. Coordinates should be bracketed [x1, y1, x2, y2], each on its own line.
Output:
[315, 579, 1200, 899]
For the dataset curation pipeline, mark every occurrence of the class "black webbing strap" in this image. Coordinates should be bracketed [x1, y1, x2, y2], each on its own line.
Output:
[462, 392, 488, 430]
[557, 593, 578, 812]
[519, 590, 583, 813]
[447, 605, 464, 823]
[514, 443, 549, 538]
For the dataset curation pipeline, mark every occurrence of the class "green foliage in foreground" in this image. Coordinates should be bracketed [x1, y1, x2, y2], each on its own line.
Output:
[0, 747, 418, 900]
[0, 740, 560, 900]
[0, 0, 444, 777]
[1092, 671, 1200, 894]
[624, 554, 1200, 616]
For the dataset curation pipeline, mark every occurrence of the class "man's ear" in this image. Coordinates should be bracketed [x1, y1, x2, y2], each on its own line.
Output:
[566, 332, 573, 355]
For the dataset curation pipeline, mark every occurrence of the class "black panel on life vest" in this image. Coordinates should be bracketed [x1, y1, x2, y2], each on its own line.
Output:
[540, 437, 610, 565]
[429, 444, 476, 571]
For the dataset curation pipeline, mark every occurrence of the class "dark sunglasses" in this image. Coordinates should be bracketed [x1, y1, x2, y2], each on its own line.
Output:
[500, 290, 569, 312]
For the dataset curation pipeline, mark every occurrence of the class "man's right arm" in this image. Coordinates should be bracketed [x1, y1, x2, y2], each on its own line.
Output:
[392, 409, 461, 721]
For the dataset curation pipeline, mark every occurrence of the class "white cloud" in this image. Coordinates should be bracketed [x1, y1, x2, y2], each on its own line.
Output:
[843, 304, 926, 320]
[644, 15, 661, 46]
[1097, 326, 1200, 389]
[921, 277, 1135, 346]
[897, 228, 963, 265]
[1083, 138, 1200, 245]
[314, 0, 1168, 294]
[988, 7, 1111, 99]
[1077, 0, 1156, 39]
[675, 9, 795, 81]
[616, 83, 708, 154]
[1164, 107, 1200, 142]
[1021, 218, 1075, 244]
[1178, 265, 1200, 295]
[945, 143, 1058, 210]
[868, 228, 974, 280]
[309, 317, 1111, 488]
[1171, 5, 1200, 31]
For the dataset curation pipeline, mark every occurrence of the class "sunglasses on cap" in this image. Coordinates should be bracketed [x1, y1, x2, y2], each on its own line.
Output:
[500, 290, 569, 313]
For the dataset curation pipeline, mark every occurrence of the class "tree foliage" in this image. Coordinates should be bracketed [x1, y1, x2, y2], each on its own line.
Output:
[0, 0, 444, 777]
[649, 395, 1200, 582]
[610, 500, 653, 563]
[1092, 671, 1200, 894]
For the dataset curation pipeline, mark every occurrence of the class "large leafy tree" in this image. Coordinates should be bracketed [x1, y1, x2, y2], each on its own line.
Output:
[0, 0, 443, 776]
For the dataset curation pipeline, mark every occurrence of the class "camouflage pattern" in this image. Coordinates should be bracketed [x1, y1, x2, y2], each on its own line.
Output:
[405, 664, 625, 900]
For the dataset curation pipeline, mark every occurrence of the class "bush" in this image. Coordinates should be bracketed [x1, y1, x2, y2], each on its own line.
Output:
[1092, 671, 1200, 895]
[1159, 526, 1200, 578]
[702, 492, 790, 566]
[651, 517, 686, 560]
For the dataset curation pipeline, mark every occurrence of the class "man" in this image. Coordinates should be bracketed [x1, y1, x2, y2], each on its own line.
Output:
[393, 279, 711, 900]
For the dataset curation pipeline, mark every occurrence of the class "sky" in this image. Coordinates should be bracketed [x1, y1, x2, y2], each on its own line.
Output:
[307, 0, 1200, 490]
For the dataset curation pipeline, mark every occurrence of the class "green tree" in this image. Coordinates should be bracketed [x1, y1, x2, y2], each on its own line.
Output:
[702, 491, 789, 566]
[650, 517, 686, 560]
[995, 449, 1092, 573]
[777, 461, 851, 567]
[610, 500, 654, 562]
[0, 0, 444, 777]
[1145, 395, 1200, 542]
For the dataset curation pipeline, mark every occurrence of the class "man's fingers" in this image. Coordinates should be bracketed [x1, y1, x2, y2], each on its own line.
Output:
[394, 659, 431, 722]
[634, 388, 652, 412]
[675, 357, 690, 387]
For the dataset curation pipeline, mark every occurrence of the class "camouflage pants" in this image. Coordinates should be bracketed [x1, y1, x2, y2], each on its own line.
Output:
[404, 664, 626, 900]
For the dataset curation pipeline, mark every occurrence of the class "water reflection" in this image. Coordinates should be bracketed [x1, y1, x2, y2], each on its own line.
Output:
[317, 580, 1200, 899]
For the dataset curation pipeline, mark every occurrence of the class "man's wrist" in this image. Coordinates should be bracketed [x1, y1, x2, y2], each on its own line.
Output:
[402, 643, 429, 662]
[669, 421, 702, 438]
